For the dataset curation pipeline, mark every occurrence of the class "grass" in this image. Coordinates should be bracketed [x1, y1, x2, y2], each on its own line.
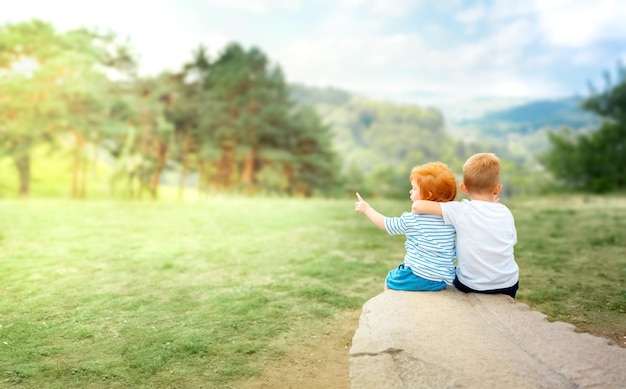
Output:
[1, 195, 625, 388]
[511, 195, 626, 341]
[0, 197, 401, 388]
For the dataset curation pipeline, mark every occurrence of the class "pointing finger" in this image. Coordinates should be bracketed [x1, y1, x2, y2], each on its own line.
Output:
[356, 192, 363, 201]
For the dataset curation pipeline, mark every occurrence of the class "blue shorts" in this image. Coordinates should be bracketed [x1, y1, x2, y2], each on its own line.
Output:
[385, 264, 447, 291]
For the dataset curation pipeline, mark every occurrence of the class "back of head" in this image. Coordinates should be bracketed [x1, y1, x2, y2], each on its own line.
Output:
[410, 162, 457, 202]
[462, 153, 501, 194]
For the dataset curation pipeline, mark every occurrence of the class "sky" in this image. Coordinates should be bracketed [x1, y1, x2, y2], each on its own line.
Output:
[3, 0, 626, 107]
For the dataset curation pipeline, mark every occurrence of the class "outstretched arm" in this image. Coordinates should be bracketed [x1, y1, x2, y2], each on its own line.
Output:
[412, 200, 443, 216]
[354, 192, 386, 231]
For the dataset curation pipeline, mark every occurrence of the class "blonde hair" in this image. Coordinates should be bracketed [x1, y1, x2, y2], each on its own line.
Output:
[462, 153, 501, 194]
[410, 162, 457, 202]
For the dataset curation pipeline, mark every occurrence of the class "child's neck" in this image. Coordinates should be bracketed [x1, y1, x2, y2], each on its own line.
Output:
[469, 193, 495, 202]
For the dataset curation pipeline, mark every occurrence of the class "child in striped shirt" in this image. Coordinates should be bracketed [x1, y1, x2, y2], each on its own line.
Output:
[354, 162, 457, 291]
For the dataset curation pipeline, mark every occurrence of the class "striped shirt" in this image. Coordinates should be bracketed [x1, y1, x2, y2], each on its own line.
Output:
[385, 212, 456, 285]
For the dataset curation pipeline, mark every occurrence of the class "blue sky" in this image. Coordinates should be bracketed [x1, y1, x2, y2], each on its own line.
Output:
[3, 0, 626, 106]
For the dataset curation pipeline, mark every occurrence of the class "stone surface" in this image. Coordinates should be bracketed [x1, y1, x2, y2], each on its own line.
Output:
[349, 288, 626, 389]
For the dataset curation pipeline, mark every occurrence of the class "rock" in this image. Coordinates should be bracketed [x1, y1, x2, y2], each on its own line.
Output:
[349, 288, 626, 389]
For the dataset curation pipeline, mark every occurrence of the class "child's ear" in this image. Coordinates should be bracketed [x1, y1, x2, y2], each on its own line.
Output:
[493, 184, 503, 195]
[459, 183, 469, 194]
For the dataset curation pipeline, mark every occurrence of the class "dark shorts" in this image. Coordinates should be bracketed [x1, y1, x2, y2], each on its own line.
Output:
[453, 277, 519, 299]
[385, 264, 447, 291]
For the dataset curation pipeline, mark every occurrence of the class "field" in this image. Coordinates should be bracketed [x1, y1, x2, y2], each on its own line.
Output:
[1, 195, 625, 388]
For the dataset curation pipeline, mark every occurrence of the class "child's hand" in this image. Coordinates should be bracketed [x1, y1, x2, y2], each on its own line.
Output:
[354, 192, 370, 213]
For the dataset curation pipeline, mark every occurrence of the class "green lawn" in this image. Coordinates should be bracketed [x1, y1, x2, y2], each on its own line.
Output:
[511, 195, 626, 342]
[1, 196, 625, 388]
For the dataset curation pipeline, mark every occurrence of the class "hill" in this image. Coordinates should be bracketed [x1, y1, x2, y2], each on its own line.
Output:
[454, 97, 600, 138]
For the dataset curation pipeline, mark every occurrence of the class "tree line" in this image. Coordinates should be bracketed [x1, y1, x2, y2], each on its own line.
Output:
[0, 20, 340, 199]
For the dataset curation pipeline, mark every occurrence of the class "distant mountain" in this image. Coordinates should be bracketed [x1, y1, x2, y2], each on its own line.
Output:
[290, 84, 600, 140]
[454, 97, 600, 137]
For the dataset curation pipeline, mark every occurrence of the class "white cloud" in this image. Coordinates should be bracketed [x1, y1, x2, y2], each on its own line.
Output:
[365, 0, 425, 18]
[366, 34, 423, 68]
[532, 0, 626, 47]
[275, 1, 564, 100]
[204, 0, 301, 14]
[340, 0, 454, 18]
[275, 37, 362, 86]
[454, 2, 488, 26]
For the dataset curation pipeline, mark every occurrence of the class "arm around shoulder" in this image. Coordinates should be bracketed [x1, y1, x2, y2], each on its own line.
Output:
[412, 200, 443, 216]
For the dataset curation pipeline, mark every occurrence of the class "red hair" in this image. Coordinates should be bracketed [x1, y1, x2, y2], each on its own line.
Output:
[410, 162, 457, 202]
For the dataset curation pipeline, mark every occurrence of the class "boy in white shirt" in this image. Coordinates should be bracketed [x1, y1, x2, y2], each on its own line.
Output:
[412, 153, 519, 298]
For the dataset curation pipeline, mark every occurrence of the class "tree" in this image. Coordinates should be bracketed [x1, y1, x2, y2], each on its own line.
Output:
[136, 76, 176, 199]
[198, 43, 340, 196]
[282, 106, 341, 196]
[0, 20, 136, 197]
[0, 21, 64, 196]
[167, 46, 211, 199]
[541, 65, 626, 192]
[198, 43, 247, 191]
[57, 28, 135, 198]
